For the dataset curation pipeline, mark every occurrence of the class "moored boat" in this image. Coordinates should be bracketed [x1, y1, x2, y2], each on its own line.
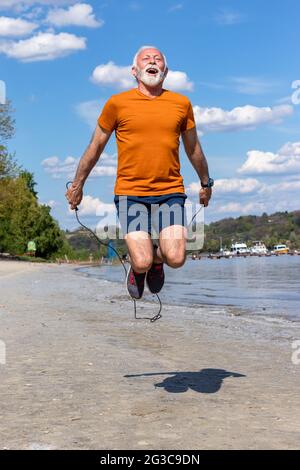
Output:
[272, 244, 289, 255]
[230, 242, 249, 255]
[250, 241, 268, 255]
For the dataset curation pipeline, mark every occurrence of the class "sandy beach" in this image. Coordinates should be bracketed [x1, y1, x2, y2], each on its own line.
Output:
[0, 259, 299, 450]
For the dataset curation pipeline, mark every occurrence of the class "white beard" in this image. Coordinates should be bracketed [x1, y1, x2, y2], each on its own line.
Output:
[136, 66, 165, 87]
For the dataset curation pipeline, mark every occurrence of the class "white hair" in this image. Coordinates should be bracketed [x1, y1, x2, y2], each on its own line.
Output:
[132, 45, 168, 70]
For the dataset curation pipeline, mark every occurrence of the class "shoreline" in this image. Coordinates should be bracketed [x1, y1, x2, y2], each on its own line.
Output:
[76, 262, 300, 326]
[0, 260, 300, 449]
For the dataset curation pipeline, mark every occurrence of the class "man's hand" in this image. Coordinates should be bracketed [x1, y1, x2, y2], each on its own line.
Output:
[65, 182, 83, 210]
[199, 187, 212, 207]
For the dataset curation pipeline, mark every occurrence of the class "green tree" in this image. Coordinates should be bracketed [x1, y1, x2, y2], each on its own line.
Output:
[0, 100, 18, 179]
[33, 204, 65, 258]
[0, 101, 15, 142]
[0, 145, 19, 178]
[0, 98, 70, 259]
[19, 170, 38, 198]
[0, 176, 66, 258]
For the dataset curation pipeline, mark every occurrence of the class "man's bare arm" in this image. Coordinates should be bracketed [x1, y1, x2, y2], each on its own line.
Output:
[66, 124, 112, 209]
[181, 126, 212, 207]
[181, 126, 209, 184]
[74, 124, 111, 185]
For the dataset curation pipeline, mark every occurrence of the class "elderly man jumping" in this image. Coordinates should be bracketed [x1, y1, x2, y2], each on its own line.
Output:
[66, 45, 213, 300]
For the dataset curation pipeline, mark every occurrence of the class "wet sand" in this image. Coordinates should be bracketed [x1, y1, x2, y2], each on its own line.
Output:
[0, 260, 299, 449]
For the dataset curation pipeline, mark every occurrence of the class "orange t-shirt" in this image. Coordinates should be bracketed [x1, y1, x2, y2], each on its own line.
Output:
[98, 88, 195, 195]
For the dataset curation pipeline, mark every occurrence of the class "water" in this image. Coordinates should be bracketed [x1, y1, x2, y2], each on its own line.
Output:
[80, 255, 300, 321]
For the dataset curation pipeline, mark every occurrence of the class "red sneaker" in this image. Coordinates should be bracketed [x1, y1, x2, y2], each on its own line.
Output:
[146, 262, 165, 294]
[126, 266, 146, 299]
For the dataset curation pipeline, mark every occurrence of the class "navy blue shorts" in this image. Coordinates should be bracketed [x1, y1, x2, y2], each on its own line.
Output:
[114, 193, 187, 236]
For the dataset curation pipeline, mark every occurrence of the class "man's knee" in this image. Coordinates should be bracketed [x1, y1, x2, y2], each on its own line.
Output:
[164, 250, 186, 268]
[125, 231, 153, 272]
[131, 253, 153, 272]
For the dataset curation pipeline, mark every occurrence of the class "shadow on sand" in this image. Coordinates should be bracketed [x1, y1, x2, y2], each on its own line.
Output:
[125, 368, 246, 394]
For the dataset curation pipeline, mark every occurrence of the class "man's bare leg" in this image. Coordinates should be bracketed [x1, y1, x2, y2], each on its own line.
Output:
[158, 225, 187, 268]
[124, 231, 154, 299]
[143, 225, 186, 295]
[124, 231, 154, 273]
[124, 226, 186, 298]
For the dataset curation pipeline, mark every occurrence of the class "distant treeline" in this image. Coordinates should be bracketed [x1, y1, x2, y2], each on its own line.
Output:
[65, 228, 127, 259]
[204, 211, 300, 252]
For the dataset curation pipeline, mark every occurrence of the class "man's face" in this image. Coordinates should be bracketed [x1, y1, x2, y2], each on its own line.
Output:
[132, 48, 168, 87]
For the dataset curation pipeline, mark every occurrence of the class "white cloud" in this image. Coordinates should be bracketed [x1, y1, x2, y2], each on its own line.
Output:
[46, 2, 103, 28]
[279, 141, 300, 157]
[90, 165, 116, 177]
[91, 61, 194, 91]
[193, 104, 293, 134]
[22, 6, 45, 20]
[214, 178, 262, 195]
[238, 141, 300, 175]
[0, 16, 38, 36]
[213, 183, 300, 216]
[188, 179, 300, 220]
[77, 195, 115, 216]
[216, 178, 260, 194]
[42, 155, 77, 178]
[42, 154, 116, 179]
[91, 62, 133, 89]
[164, 70, 193, 91]
[45, 199, 59, 208]
[98, 152, 117, 166]
[187, 171, 300, 221]
[0, 1, 77, 9]
[184, 143, 300, 219]
[75, 99, 104, 128]
[42, 156, 60, 167]
[0, 31, 86, 61]
[216, 201, 266, 214]
[186, 182, 201, 196]
[262, 179, 300, 193]
[186, 178, 262, 197]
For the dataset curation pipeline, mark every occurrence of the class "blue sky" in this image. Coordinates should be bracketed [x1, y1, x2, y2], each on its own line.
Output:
[1, 0, 299, 230]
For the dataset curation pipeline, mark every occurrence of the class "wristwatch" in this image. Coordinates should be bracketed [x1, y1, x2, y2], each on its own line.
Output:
[201, 177, 214, 188]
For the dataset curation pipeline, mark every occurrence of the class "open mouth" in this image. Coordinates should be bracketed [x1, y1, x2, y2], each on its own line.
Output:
[146, 68, 159, 75]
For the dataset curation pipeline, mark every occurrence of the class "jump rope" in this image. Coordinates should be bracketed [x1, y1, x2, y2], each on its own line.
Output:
[66, 181, 203, 322]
